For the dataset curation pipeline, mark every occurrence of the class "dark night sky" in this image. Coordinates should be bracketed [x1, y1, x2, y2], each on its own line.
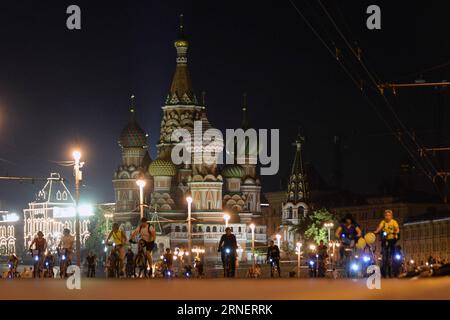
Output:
[0, 1, 449, 212]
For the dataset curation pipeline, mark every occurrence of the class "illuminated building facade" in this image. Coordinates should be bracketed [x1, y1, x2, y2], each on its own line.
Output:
[23, 173, 93, 252]
[111, 18, 267, 260]
[0, 211, 19, 256]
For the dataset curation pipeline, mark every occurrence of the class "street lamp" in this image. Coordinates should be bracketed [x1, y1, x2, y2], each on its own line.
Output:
[186, 195, 193, 261]
[104, 213, 113, 235]
[276, 234, 281, 248]
[296, 242, 302, 278]
[223, 213, 230, 228]
[324, 222, 334, 242]
[249, 223, 256, 267]
[72, 150, 83, 267]
[136, 179, 146, 219]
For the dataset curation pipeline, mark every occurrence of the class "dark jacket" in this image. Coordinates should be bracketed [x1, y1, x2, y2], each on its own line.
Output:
[218, 234, 238, 252]
[267, 245, 280, 260]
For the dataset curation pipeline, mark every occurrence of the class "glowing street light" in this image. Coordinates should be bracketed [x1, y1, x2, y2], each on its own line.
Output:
[324, 222, 334, 242]
[249, 223, 256, 267]
[223, 213, 230, 228]
[136, 179, 146, 219]
[296, 242, 302, 278]
[186, 194, 193, 261]
[73, 150, 84, 267]
[275, 234, 281, 248]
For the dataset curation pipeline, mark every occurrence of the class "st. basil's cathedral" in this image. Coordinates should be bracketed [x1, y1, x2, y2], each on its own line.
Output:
[111, 18, 267, 261]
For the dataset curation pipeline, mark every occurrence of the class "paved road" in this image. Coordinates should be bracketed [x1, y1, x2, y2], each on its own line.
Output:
[1, 277, 450, 300]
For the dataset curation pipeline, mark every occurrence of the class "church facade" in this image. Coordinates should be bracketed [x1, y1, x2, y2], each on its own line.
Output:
[112, 19, 267, 261]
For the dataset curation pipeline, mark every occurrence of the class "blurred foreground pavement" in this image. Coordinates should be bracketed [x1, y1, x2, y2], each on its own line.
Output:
[1, 277, 450, 300]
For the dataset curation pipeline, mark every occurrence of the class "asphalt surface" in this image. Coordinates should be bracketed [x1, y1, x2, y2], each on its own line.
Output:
[1, 277, 450, 300]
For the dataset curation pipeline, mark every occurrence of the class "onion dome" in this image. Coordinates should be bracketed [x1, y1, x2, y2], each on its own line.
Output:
[119, 95, 148, 148]
[148, 158, 177, 177]
[166, 14, 197, 105]
[222, 164, 245, 179]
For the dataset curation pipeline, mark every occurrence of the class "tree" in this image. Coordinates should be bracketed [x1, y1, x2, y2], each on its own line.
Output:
[84, 207, 108, 257]
[290, 209, 338, 244]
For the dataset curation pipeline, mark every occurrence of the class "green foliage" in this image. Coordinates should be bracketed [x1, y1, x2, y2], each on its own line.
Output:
[291, 208, 338, 244]
[84, 207, 108, 256]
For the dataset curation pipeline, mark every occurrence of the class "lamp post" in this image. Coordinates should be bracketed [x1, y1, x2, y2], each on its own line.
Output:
[72, 150, 83, 267]
[309, 244, 317, 277]
[249, 223, 255, 267]
[276, 234, 281, 249]
[223, 213, 230, 228]
[104, 213, 113, 235]
[324, 222, 334, 242]
[296, 242, 302, 278]
[136, 179, 146, 219]
[186, 195, 193, 260]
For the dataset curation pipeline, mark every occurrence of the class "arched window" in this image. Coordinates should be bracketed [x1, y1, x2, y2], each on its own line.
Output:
[206, 191, 214, 210]
[206, 226, 211, 232]
[298, 206, 305, 217]
[287, 207, 293, 219]
[212, 226, 217, 232]
[62, 191, 68, 200]
[194, 192, 201, 210]
[175, 226, 181, 232]
[198, 226, 203, 232]
[56, 191, 62, 200]
[238, 227, 242, 233]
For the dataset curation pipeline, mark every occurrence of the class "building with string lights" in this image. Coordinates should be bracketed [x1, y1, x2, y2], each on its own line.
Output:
[0, 210, 20, 256]
[23, 173, 93, 252]
[111, 17, 267, 261]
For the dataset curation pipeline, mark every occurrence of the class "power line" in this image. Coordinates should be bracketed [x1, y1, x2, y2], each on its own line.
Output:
[315, 0, 447, 200]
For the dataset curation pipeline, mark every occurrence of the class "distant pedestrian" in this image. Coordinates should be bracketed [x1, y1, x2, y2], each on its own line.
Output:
[86, 251, 96, 277]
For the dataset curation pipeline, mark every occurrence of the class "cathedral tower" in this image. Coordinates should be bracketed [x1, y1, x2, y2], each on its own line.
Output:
[113, 95, 151, 222]
[281, 133, 309, 247]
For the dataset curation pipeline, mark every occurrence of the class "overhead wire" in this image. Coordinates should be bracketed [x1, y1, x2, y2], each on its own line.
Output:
[315, 0, 448, 200]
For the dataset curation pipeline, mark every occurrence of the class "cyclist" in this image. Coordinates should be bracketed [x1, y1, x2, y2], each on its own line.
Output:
[335, 214, 362, 265]
[106, 222, 127, 275]
[58, 228, 75, 263]
[266, 240, 281, 277]
[317, 240, 328, 277]
[43, 251, 55, 278]
[125, 248, 135, 278]
[373, 209, 400, 278]
[218, 227, 238, 277]
[29, 231, 47, 277]
[7, 254, 19, 278]
[134, 239, 148, 278]
[163, 248, 173, 272]
[130, 218, 156, 277]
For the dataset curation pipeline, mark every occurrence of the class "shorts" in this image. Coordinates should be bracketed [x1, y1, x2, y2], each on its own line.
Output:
[142, 240, 155, 252]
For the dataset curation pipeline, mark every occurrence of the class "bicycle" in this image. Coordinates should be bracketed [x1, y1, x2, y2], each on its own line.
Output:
[31, 249, 43, 278]
[222, 247, 234, 278]
[380, 235, 397, 278]
[57, 248, 71, 279]
[7, 262, 18, 279]
[268, 258, 279, 278]
[43, 259, 54, 278]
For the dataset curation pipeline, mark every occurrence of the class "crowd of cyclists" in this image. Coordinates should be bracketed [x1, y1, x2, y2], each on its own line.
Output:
[2, 209, 408, 279]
